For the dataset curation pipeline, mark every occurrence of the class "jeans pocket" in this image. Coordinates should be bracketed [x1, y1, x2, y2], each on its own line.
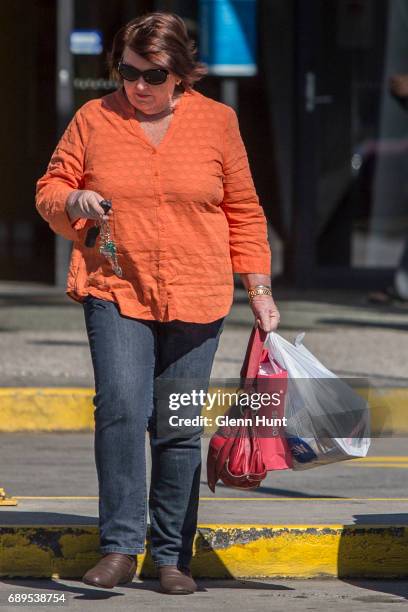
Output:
[83, 295, 111, 310]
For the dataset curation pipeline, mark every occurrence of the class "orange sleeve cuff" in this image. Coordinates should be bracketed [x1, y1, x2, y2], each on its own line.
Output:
[71, 217, 89, 231]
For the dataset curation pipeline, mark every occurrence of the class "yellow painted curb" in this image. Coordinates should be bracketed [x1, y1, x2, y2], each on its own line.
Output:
[0, 387, 407, 434]
[1, 524, 408, 579]
[0, 488, 17, 506]
[366, 387, 408, 435]
[0, 388, 94, 432]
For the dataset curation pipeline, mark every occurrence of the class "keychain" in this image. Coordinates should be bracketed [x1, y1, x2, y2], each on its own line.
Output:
[85, 199, 123, 278]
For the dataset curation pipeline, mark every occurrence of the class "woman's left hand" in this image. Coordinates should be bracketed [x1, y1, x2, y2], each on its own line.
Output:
[249, 294, 280, 333]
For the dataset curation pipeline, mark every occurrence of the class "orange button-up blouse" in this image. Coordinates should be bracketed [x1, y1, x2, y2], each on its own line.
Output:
[35, 86, 271, 323]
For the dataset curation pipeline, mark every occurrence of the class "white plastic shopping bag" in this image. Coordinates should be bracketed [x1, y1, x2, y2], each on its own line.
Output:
[265, 331, 370, 470]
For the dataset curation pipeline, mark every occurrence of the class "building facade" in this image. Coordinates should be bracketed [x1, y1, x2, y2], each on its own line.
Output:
[2, 0, 407, 288]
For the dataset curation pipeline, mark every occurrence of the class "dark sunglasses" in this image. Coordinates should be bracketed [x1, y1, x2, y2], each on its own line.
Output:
[117, 61, 169, 85]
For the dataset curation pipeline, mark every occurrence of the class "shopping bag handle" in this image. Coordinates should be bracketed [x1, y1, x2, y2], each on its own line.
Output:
[240, 325, 268, 386]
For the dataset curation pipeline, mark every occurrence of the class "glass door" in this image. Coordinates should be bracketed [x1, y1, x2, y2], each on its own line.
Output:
[292, 0, 408, 288]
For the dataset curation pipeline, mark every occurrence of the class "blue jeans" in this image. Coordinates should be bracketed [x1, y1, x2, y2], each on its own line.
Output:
[83, 296, 224, 567]
[395, 238, 408, 299]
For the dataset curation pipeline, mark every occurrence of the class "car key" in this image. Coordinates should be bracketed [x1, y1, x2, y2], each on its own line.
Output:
[100, 199, 112, 215]
[85, 200, 112, 247]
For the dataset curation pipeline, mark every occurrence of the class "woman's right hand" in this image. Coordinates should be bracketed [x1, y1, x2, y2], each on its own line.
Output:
[65, 190, 112, 222]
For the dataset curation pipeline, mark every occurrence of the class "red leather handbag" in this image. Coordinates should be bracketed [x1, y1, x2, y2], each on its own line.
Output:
[207, 326, 292, 492]
[206, 405, 267, 492]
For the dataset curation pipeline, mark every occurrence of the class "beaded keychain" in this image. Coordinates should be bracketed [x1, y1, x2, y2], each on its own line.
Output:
[84, 199, 123, 278]
[99, 216, 123, 278]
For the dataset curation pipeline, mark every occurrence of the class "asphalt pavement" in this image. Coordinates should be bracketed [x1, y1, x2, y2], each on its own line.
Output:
[1, 280, 408, 607]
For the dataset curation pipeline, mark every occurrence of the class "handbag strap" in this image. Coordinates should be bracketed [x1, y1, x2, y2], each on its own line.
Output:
[240, 325, 268, 385]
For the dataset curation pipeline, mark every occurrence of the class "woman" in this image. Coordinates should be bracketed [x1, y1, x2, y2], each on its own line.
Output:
[36, 12, 280, 594]
[369, 73, 408, 305]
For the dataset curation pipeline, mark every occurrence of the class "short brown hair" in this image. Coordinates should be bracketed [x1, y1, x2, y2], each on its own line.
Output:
[108, 12, 208, 92]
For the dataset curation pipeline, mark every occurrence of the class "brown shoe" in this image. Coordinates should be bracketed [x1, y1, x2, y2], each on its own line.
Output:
[82, 553, 136, 589]
[158, 565, 197, 594]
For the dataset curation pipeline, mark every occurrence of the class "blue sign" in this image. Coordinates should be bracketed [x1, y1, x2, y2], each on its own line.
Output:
[199, 0, 257, 76]
[70, 30, 103, 55]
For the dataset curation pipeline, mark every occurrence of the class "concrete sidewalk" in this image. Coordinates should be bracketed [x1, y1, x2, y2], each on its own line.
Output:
[0, 280, 407, 387]
[1, 281, 408, 579]
[0, 578, 407, 611]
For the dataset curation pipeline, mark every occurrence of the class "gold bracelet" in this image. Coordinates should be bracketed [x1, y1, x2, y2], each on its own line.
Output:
[247, 285, 272, 301]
